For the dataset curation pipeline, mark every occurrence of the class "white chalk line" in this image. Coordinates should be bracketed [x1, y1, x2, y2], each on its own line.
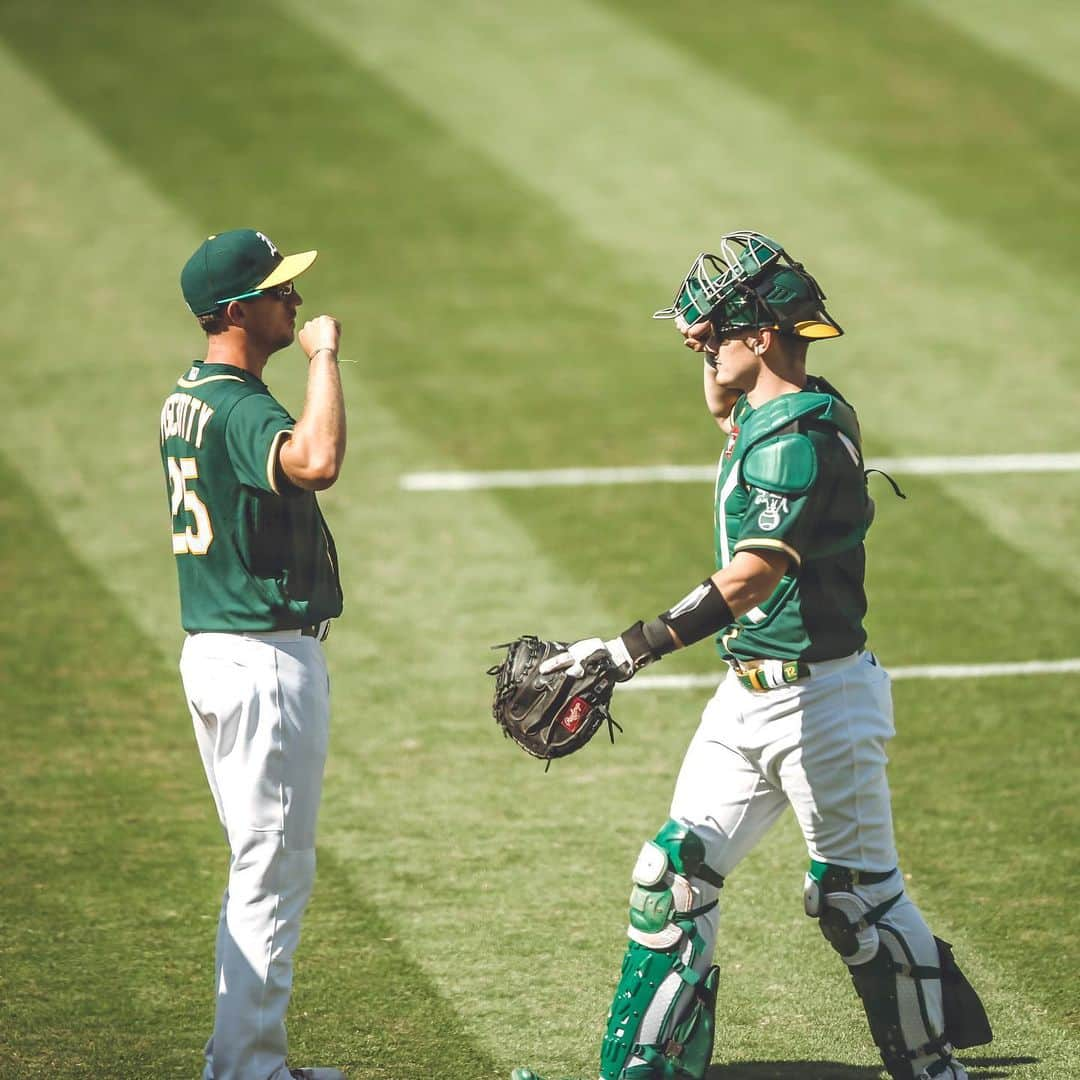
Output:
[400, 452, 1080, 491]
[624, 657, 1080, 692]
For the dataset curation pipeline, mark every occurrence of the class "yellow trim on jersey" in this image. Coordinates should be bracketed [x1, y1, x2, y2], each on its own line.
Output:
[733, 537, 802, 569]
[177, 373, 245, 389]
[267, 428, 293, 494]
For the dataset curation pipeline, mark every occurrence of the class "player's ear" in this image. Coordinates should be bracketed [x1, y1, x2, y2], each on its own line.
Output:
[224, 300, 247, 327]
[758, 328, 781, 355]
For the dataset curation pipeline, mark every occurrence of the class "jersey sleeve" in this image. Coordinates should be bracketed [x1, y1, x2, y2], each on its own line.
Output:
[224, 392, 296, 495]
[732, 431, 831, 569]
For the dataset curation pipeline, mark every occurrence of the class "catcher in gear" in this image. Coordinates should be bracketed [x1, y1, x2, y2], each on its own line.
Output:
[489, 636, 625, 766]
[508, 233, 990, 1080]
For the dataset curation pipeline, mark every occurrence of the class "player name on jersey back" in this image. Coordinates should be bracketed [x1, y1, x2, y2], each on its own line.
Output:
[160, 391, 215, 449]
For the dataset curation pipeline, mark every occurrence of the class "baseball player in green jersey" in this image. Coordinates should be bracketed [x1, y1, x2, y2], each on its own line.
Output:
[512, 233, 989, 1080]
[163, 229, 347, 1080]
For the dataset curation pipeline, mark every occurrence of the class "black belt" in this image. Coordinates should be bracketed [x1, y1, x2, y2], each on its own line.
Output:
[301, 622, 330, 641]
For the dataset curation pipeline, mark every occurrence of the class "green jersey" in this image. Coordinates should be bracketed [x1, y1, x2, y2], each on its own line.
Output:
[714, 378, 870, 663]
[160, 361, 343, 633]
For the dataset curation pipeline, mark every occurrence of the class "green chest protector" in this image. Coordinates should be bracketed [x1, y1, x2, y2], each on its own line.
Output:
[735, 391, 871, 562]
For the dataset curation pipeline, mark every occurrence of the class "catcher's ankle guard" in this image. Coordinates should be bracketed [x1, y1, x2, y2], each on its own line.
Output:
[600, 821, 723, 1080]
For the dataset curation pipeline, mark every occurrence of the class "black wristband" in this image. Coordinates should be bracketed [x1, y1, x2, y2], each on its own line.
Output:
[659, 578, 734, 648]
[619, 618, 676, 671]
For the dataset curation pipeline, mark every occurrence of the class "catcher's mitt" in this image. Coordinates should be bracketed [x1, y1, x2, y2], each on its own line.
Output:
[488, 636, 622, 767]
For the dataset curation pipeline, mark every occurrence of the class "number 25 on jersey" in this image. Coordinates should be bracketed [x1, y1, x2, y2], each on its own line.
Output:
[168, 456, 213, 556]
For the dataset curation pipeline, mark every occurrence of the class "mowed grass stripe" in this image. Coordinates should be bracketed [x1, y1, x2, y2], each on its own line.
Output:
[0, 452, 509, 1079]
[610, 0, 1080, 282]
[275, 0, 1080, 463]
[911, 0, 1080, 95]
[3, 0, 1078, 591]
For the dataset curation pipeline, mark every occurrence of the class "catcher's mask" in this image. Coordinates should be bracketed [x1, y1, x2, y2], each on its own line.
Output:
[653, 231, 843, 341]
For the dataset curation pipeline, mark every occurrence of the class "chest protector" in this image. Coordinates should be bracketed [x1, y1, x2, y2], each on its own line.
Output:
[732, 390, 869, 562]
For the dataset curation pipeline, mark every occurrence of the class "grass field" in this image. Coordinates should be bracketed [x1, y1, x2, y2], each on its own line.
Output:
[1, 2, 1077, 1078]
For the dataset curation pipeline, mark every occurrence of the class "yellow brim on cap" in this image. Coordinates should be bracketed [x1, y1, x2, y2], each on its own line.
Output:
[793, 319, 842, 339]
[257, 249, 318, 289]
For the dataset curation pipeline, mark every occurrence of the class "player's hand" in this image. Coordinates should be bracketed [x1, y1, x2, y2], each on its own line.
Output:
[538, 636, 634, 681]
[676, 314, 710, 354]
[299, 315, 341, 360]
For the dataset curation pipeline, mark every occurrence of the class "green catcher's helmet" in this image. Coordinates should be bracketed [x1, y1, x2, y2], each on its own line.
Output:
[653, 231, 843, 340]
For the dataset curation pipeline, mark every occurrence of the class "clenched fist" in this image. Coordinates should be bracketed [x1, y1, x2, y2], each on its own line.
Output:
[299, 315, 341, 360]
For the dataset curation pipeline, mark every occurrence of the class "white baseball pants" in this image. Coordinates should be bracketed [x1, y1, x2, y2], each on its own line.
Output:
[663, 651, 947, 1077]
[670, 650, 899, 877]
[180, 630, 330, 1080]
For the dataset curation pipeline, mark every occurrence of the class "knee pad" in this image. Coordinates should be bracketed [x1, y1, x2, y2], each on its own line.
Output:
[815, 888, 884, 965]
[804, 865, 902, 966]
[626, 819, 723, 949]
[600, 820, 723, 1080]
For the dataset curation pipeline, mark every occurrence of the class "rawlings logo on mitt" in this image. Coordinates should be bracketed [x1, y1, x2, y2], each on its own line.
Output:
[487, 636, 623, 767]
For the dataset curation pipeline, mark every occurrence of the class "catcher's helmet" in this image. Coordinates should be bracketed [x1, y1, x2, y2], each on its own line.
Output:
[654, 231, 843, 340]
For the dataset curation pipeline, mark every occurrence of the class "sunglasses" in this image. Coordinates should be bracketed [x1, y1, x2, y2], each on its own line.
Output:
[216, 280, 296, 305]
[697, 321, 744, 369]
[261, 281, 296, 300]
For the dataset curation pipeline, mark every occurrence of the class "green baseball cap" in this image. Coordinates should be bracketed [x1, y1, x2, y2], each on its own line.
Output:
[180, 228, 317, 316]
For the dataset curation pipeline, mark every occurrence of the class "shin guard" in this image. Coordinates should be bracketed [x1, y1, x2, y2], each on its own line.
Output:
[600, 820, 723, 1080]
[807, 864, 960, 1079]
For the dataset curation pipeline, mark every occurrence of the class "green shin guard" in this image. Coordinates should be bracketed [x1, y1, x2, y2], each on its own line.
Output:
[602, 942, 719, 1080]
[599, 820, 723, 1080]
[664, 964, 720, 1079]
[625, 965, 720, 1080]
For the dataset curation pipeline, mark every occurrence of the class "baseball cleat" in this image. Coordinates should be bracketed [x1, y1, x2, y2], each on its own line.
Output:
[916, 1062, 969, 1080]
[288, 1068, 347, 1079]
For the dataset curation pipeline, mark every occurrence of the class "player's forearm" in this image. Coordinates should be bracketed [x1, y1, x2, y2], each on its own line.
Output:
[616, 550, 788, 670]
[281, 350, 347, 490]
